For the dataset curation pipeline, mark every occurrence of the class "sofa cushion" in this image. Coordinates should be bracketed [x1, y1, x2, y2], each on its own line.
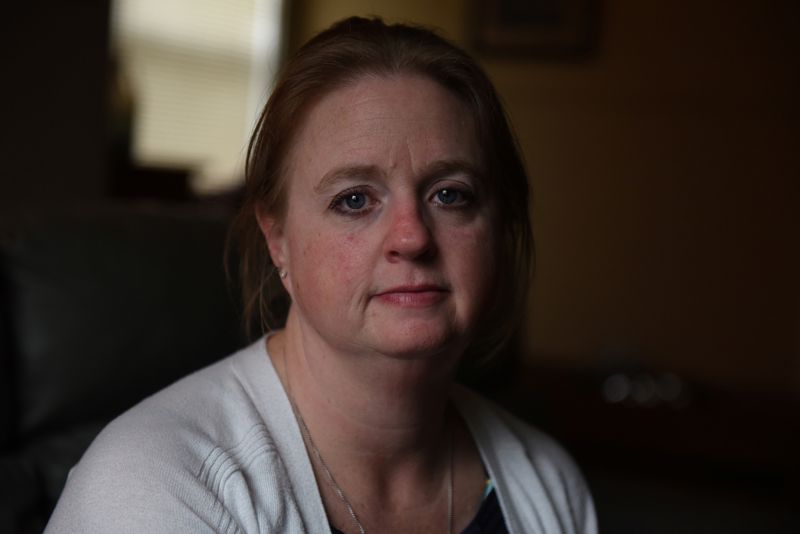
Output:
[0, 262, 14, 448]
[1, 204, 244, 439]
[0, 453, 42, 534]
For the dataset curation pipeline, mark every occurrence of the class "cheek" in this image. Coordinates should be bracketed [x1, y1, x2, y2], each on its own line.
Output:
[292, 231, 369, 299]
[450, 223, 497, 299]
[329, 233, 368, 288]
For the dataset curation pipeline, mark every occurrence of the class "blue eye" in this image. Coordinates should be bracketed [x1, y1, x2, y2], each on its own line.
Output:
[344, 193, 366, 210]
[436, 188, 460, 205]
[330, 189, 373, 215]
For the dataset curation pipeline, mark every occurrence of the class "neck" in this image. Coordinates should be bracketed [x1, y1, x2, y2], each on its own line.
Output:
[268, 309, 488, 533]
[273, 309, 457, 463]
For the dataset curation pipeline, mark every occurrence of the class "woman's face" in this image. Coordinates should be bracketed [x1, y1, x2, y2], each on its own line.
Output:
[261, 74, 497, 359]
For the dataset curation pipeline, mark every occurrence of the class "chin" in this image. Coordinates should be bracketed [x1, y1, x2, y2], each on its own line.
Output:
[364, 321, 468, 361]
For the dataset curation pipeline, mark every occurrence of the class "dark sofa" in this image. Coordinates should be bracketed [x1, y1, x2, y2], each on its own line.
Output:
[0, 204, 245, 533]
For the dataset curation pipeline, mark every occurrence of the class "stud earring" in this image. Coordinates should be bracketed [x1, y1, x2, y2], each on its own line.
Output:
[279, 269, 288, 279]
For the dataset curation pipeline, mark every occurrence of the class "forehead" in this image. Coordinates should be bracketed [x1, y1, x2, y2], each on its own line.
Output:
[284, 73, 480, 186]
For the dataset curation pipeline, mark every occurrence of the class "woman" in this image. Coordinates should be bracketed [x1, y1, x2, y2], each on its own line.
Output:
[46, 17, 596, 534]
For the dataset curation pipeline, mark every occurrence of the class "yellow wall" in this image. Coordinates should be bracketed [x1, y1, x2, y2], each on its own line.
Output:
[289, 0, 800, 394]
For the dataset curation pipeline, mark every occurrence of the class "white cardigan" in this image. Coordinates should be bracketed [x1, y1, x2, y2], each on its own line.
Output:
[45, 339, 596, 534]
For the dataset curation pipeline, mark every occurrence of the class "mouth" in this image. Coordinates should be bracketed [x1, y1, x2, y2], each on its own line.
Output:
[373, 284, 449, 307]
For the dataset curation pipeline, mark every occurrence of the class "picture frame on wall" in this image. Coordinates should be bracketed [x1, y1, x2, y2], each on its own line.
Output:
[475, 0, 598, 57]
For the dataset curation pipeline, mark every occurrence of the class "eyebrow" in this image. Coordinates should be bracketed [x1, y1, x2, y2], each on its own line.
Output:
[420, 159, 483, 183]
[313, 159, 482, 193]
[313, 165, 382, 193]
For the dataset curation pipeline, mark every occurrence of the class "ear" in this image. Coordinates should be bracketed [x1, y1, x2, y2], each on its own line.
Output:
[255, 204, 290, 287]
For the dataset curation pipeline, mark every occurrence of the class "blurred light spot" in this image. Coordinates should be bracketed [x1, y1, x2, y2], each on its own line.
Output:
[602, 374, 631, 403]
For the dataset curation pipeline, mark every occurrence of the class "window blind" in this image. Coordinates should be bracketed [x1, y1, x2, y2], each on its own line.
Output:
[112, 0, 284, 193]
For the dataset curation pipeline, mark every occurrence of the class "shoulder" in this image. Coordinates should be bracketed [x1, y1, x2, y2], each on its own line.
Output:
[45, 340, 302, 533]
[453, 386, 597, 534]
[86, 341, 275, 467]
[452, 384, 578, 470]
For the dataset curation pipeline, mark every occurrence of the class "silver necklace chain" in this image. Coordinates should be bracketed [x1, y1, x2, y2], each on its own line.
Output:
[293, 406, 366, 534]
[281, 347, 454, 534]
[289, 399, 454, 534]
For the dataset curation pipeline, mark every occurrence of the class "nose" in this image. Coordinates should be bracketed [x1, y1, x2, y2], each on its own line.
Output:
[383, 202, 436, 262]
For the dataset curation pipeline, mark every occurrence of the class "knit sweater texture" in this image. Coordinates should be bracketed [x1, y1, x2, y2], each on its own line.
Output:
[45, 339, 597, 534]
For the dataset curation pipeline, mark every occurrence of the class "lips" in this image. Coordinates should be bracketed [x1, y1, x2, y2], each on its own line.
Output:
[373, 284, 449, 307]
